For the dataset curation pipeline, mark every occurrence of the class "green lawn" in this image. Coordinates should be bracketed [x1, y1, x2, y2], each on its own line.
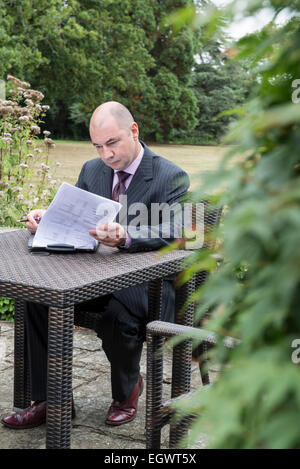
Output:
[49, 141, 230, 190]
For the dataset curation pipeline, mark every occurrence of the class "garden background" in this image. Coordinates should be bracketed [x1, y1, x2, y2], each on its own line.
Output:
[1, 0, 300, 449]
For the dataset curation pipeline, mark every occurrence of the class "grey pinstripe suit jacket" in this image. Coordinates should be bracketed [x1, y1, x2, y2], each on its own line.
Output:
[75, 142, 190, 322]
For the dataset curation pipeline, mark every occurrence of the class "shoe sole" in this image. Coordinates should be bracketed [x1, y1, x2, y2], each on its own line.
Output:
[105, 413, 137, 426]
[1, 409, 76, 430]
[1, 419, 46, 430]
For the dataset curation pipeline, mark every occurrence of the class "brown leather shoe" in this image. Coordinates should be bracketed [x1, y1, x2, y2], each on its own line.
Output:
[105, 374, 144, 426]
[1, 400, 76, 430]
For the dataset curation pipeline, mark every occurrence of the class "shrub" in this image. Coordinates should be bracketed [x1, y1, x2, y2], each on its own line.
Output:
[0, 75, 60, 226]
[0, 75, 60, 320]
[172, 1, 300, 449]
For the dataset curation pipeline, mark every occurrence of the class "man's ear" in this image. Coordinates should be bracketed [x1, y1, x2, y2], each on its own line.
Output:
[131, 122, 139, 141]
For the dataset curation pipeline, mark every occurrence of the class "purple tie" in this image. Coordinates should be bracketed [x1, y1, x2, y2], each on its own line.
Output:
[112, 171, 130, 202]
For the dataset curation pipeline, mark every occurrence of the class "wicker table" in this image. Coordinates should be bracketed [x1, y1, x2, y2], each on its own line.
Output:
[0, 229, 194, 449]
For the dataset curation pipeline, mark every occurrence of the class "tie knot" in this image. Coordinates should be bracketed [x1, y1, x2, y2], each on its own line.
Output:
[117, 171, 130, 183]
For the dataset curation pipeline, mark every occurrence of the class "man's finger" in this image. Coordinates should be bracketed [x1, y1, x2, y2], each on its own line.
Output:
[97, 224, 108, 231]
[96, 223, 119, 239]
[26, 214, 39, 233]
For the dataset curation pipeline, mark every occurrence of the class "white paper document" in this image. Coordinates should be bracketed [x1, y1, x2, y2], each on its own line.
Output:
[32, 182, 121, 249]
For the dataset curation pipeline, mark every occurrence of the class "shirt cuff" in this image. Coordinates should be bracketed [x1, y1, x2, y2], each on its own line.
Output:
[120, 231, 131, 249]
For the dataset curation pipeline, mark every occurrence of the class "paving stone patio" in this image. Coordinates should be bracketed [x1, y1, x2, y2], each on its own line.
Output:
[0, 320, 206, 450]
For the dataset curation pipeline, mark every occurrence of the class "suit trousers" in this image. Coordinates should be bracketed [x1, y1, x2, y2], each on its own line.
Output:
[24, 295, 145, 403]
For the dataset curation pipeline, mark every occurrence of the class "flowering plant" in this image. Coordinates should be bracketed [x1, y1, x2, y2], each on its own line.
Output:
[0, 75, 60, 227]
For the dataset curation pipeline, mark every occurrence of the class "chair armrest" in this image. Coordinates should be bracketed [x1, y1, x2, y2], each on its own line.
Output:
[146, 320, 239, 349]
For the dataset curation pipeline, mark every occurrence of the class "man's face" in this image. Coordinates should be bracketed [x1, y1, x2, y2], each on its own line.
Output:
[90, 117, 139, 171]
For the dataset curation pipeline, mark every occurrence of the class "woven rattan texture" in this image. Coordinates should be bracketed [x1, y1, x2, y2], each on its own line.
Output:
[0, 229, 191, 307]
[145, 202, 223, 448]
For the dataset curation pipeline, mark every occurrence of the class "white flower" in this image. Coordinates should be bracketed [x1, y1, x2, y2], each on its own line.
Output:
[55, 161, 61, 166]
[44, 137, 55, 147]
[25, 99, 34, 107]
[19, 115, 30, 122]
[2, 137, 13, 145]
[12, 186, 22, 193]
[0, 191, 4, 197]
[7, 75, 30, 88]
[19, 163, 28, 169]
[17, 194, 24, 200]
[31, 125, 40, 134]
[41, 163, 50, 171]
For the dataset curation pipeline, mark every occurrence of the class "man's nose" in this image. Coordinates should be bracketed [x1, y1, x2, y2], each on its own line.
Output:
[102, 145, 114, 160]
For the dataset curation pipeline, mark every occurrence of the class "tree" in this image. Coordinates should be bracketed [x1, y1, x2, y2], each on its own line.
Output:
[191, 50, 252, 142]
[0, 0, 46, 76]
[144, 0, 199, 141]
[0, 0, 198, 141]
[170, 31, 253, 144]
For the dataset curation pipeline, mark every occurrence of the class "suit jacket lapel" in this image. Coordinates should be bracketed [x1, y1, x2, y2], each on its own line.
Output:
[97, 163, 114, 199]
[125, 143, 154, 206]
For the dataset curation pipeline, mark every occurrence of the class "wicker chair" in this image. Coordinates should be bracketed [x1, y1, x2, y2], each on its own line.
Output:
[146, 321, 237, 449]
[145, 200, 224, 449]
[74, 198, 223, 447]
[75, 198, 222, 329]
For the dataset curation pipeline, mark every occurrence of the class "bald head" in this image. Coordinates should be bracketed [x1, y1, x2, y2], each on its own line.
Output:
[89, 101, 141, 171]
[90, 101, 134, 133]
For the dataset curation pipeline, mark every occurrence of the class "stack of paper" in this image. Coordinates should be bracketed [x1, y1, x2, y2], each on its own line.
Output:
[32, 182, 121, 249]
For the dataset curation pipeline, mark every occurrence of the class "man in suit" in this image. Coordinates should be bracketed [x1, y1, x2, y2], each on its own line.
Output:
[1, 101, 189, 429]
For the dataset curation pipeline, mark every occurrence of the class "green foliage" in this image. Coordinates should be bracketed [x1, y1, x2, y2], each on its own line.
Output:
[190, 57, 252, 142]
[0, 75, 60, 227]
[0, 0, 255, 143]
[172, 0, 300, 449]
[170, 26, 253, 144]
[0, 0, 199, 142]
[0, 297, 14, 321]
[0, 75, 60, 320]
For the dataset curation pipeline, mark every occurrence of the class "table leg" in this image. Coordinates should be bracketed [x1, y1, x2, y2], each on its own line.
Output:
[13, 299, 31, 412]
[170, 277, 195, 447]
[146, 329, 164, 449]
[148, 278, 163, 322]
[46, 305, 74, 449]
[146, 278, 163, 448]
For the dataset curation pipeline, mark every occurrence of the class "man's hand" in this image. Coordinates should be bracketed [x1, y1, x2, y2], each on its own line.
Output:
[89, 222, 127, 247]
[26, 209, 46, 234]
